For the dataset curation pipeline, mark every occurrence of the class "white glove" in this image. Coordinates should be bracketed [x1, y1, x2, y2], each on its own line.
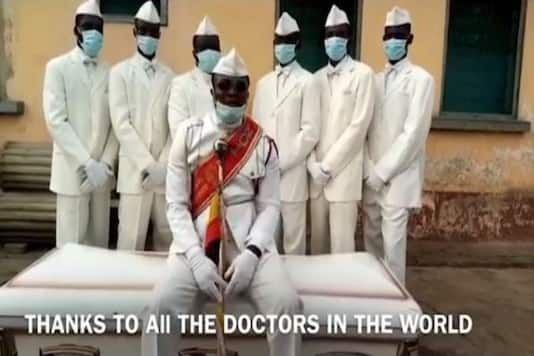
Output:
[308, 161, 330, 186]
[185, 246, 227, 302]
[366, 168, 385, 192]
[83, 158, 113, 189]
[142, 162, 167, 190]
[224, 249, 259, 297]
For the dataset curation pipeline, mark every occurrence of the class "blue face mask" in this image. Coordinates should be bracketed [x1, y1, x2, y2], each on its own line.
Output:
[137, 35, 159, 56]
[324, 37, 348, 62]
[197, 49, 221, 74]
[384, 38, 407, 61]
[275, 44, 296, 65]
[81, 30, 103, 58]
[215, 101, 246, 127]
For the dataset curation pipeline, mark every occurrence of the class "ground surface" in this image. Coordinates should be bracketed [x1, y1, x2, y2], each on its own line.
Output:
[1, 241, 533, 356]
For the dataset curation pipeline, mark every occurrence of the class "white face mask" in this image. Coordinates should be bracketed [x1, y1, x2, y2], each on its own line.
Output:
[215, 101, 246, 128]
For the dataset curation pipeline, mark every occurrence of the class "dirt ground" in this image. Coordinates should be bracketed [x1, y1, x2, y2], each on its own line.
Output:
[1, 242, 533, 356]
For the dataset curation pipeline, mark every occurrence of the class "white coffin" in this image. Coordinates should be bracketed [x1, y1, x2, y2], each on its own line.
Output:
[0, 244, 422, 356]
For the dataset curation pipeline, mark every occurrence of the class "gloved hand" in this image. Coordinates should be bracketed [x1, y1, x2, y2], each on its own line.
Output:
[224, 249, 259, 297]
[308, 161, 331, 186]
[142, 162, 167, 190]
[366, 168, 385, 192]
[185, 246, 227, 302]
[83, 158, 113, 189]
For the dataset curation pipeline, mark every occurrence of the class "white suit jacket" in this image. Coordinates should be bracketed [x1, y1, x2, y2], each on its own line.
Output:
[109, 53, 174, 195]
[308, 56, 375, 202]
[167, 112, 280, 254]
[365, 59, 435, 208]
[168, 67, 214, 140]
[252, 61, 320, 202]
[43, 47, 118, 196]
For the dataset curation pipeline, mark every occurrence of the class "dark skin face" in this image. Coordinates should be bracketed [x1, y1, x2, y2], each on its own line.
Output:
[324, 23, 350, 67]
[211, 74, 249, 108]
[273, 32, 300, 67]
[192, 35, 221, 66]
[133, 19, 161, 60]
[73, 14, 104, 48]
[383, 24, 413, 65]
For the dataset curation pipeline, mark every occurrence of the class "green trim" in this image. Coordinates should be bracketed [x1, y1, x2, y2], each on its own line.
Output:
[0, 101, 24, 116]
[432, 117, 531, 133]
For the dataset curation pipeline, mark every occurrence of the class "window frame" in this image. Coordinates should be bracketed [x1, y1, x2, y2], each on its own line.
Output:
[100, 0, 169, 27]
[439, 0, 527, 121]
[274, 0, 363, 68]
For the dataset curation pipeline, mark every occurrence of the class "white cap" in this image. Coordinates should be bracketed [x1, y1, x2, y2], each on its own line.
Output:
[325, 5, 349, 27]
[75, 0, 102, 18]
[275, 12, 299, 36]
[135, 1, 160, 24]
[212, 48, 248, 77]
[195, 16, 219, 36]
[385, 6, 411, 27]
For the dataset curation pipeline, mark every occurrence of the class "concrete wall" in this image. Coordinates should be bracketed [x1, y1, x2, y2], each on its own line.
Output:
[1, 0, 534, 239]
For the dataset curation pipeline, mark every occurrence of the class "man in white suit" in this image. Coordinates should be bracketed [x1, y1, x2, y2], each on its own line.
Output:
[168, 16, 221, 139]
[109, 1, 174, 251]
[142, 49, 301, 356]
[43, 0, 117, 248]
[253, 13, 319, 255]
[363, 7, 435, 285]
[308, 5, 375, 254]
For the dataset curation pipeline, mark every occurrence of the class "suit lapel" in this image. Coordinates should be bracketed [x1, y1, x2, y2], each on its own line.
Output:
[385, 63, 412, 99]
[275, 70, 300, 110]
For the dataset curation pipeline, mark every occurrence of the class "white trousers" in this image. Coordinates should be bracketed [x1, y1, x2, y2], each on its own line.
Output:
[309, 193, 358, 254]
[279, 201, 307, 255]
[56, 191, 110, 248]
[141, 251, 302, 356]
[362, 189, 409, 285]
[117, 192, 171, 251]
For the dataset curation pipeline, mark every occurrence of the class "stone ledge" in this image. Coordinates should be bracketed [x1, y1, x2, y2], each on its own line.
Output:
[431, 117, 530, 133]
[0, 101, 24, 116]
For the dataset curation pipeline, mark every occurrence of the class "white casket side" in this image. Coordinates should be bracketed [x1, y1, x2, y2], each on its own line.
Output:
[0, 244, 422, 356]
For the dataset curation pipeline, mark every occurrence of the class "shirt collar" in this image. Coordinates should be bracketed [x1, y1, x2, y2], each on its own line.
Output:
[134, 51, 157, 68]
[385, 57, 410, 74]
[194, 67, 212, 86]
[72, 46, 97, 65]
[276, 60, 298, 77]
[327, 55, 351, 76]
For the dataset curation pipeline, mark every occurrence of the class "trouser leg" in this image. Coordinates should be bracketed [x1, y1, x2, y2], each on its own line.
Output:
[86, 190, 111, 248]
[309, 193, 330, 254]
[382, 205, 409, 285]
[141, 253, 202, 356]
[117, 192, 152, 250]
[281, 201, 306, 255]
[362, 189, 384, 259]
[247, 252, 302, 356]
[150, 194, 172, 252]
[329, 201, 358, 253]
[55, 194, 89, 247]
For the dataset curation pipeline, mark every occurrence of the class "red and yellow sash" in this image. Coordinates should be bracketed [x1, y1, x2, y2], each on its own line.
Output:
[190, 117, 262, 261]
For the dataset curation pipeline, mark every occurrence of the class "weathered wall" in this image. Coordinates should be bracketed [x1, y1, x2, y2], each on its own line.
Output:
[2, 0, 534, 239]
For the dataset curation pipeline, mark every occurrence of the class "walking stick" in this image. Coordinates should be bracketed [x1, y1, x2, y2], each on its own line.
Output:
[214, 139, 229, 356]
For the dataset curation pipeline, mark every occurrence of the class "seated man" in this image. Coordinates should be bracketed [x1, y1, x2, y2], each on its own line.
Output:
[141, 49, 302, 356]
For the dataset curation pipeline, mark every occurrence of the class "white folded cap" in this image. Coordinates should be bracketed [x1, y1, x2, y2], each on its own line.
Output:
[325, 4, 349, 27]
[135, 1, 161, 24]
[195, 16, 219, 36]
[275, 12, 299, 35]
[385, 6, 411, 26]
[75, 0, 102, 18]
[212, 48, 248, 77]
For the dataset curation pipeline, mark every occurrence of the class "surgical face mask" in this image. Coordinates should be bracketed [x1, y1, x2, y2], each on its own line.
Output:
[324, 36, 348, 62]
[81, 30, 103, 58]
[137, 35, 159, 56]
[274, 44, 296, 65]
[384, 38, 407, 61]
[215, 101, 246, 128]
[197, 49, 221, 74]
